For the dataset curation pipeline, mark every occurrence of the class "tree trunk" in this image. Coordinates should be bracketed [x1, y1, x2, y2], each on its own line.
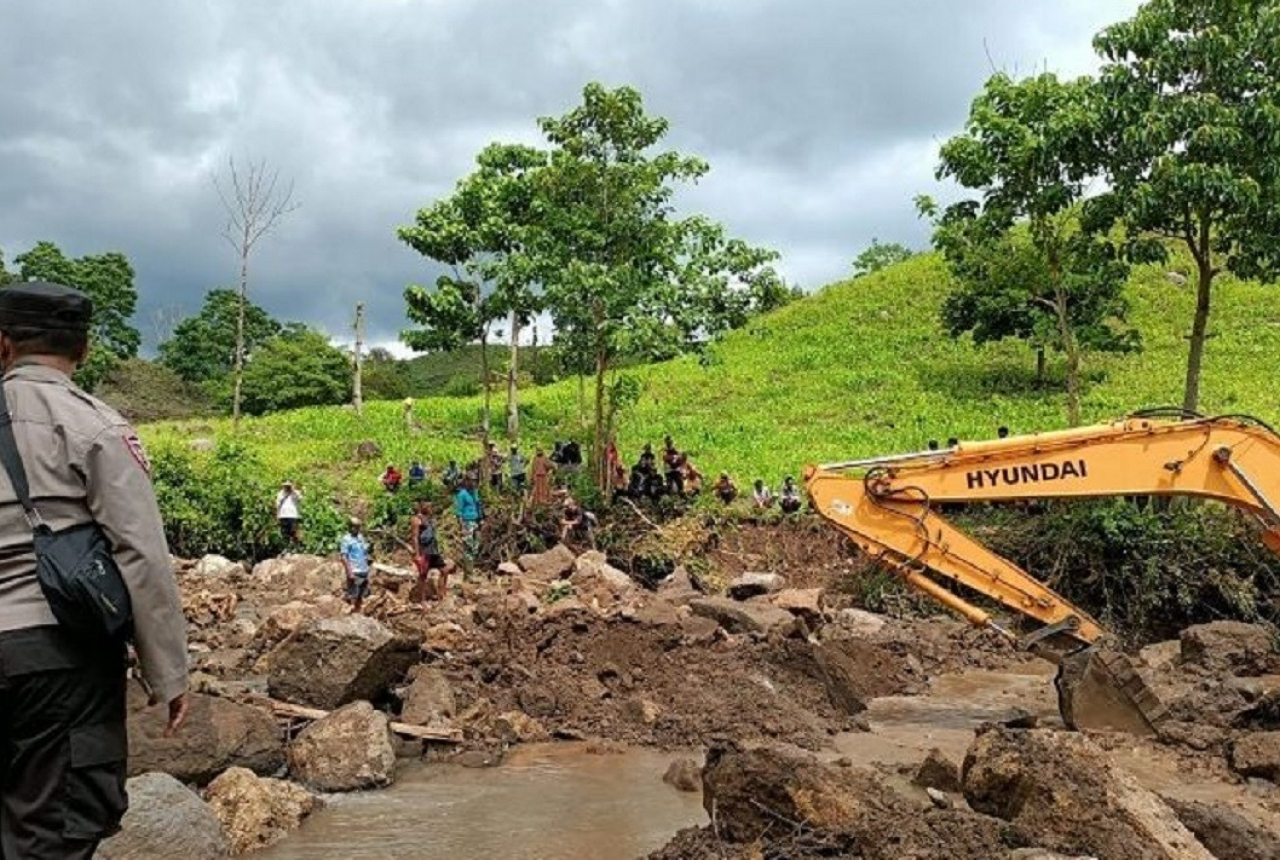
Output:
[479, 324, 491, 482]
[352, 302, 364, 416]
[506, 310, 519, 441]
[594, 345, 608, 492]
[1055, 291, 1082, 427]
[577, 373, 586, 427]
[1035, 346, 1046, 385]
[232, 245, 249, 428]
[1182, 220, 1214, 414]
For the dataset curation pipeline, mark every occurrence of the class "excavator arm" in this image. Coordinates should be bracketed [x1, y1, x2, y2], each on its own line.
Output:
[805, 412, 1280, 732]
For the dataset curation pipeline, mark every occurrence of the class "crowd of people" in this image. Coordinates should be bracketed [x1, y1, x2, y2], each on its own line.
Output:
[275, 434, 805, 614]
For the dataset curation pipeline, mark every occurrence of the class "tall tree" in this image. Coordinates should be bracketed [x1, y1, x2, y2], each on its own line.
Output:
[1093, 0, 1280, 412]
[214, 157, 298, 427]
[398, 143, 547, 444]
[534, 83, 783, 487]
[158, 288, 282, 385]
[13, 241, 141, 390]
[927, 73, 1137, 425]
[0, 249, 12, 285]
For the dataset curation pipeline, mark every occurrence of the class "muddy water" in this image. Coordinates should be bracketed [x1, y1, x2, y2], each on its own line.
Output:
[255, 745, 705, 860]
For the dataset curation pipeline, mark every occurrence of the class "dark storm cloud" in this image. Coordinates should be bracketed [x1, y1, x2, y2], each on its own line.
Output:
[0, 0, 1140, 351]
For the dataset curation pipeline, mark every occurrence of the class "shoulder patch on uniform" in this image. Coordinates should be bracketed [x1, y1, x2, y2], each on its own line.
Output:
[124, 431, 151, 475]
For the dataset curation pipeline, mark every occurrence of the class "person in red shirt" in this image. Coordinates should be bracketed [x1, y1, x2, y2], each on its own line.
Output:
[381, 464, 403, 493]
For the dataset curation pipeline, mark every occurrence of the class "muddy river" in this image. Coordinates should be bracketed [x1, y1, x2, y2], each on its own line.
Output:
[254, 746, 706, 860]
[258, 664, 1280, 857]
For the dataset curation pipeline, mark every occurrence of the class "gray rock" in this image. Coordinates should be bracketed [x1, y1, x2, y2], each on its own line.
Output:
[662, 758, 702, 792]
[1231, 731, 1280, 782]
[127, 687, 283, 784]
[401, 667, 456, 727]
[267, 614, 418, 710]
[727, 572, 786, 600]
[1180, 621, 1275, 676]
[689, 596, 797, 637]
[517, 543, 577, 580]
[288, 701, 396, 792]
[96, 773, 229, 860]
[1164, 795, 1280, 860]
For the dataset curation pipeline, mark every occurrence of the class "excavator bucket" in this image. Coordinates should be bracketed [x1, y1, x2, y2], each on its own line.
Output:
[1054, 646, 1167, 734]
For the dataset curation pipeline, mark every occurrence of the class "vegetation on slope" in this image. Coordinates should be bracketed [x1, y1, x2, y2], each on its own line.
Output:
[143, 251, 1279, 498]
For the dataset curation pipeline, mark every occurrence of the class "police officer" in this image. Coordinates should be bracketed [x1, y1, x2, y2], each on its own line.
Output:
[0, 282, 188, 858]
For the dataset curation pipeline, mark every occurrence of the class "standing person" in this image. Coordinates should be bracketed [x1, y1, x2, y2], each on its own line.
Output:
[339, 517, 372, 613]
[275, 480, 303, 550]
[410, 501, 454, 602]
[453, 476, 484, 568]
[508, 445, 528, 493]
[442, 459, 461, 490]
[0, 282, 188, 858]
[530, 448, 554, 507]
[486, 441, 504, 490]
[780, 476, 803, 514]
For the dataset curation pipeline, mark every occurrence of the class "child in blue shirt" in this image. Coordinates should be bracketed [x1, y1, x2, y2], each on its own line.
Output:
[339, 517, 372, 613]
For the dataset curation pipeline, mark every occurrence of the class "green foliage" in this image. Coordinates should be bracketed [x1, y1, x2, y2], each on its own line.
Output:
[96, 358, 215, 424]
[927, 71, 1136, 424]
[12, 240, 141, 390]
[1093, 0, 1280, 410]
[150, 439, 345, 560]
[142, 252, 1280, 515]
[158, 288, 282, 384]
[971, 500, 1280, 643]
[852, 239, 916, 277]
[0, 249, 11, 285]
[239, 328, 350, 415]
[361, 348, 412, 401]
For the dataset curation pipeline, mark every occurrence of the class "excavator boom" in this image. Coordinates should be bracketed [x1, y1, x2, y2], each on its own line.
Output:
[805, 412, 1280, 733]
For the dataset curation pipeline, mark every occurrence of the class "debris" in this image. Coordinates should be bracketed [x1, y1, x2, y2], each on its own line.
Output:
[1180, 621, 1276, 676]
[913, 747, 962, 793]
[727, 572, 786, 600]
[267, 614, 418, 710]
[688, 596, 798, 637]
[400, 667, 457, 727]
[517, 543, 577, 580]
[263, 697, 460, 743]
[1230, 731, 1280, 782]
[1164, 796, 1280, 860]
[662, 758, 702, 792]
[127, 688, 283, 784]
[96, 773, 229, 860]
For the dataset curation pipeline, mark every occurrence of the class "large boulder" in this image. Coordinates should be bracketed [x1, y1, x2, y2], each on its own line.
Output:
[571, 551, 635, 594]
[288, 701, 396, 792]
[126, 689, 283, 784]
[770, 588, 826, 625]
[250, 556, 346, 602]
[194, 554, 244, 578]
[1164, 797, 1280, 860]
[205, 767, 321, 855]
[656, 566, 702, 605]
[267, 614, 418, 709]
[1180, 621, 1275, 676]
[400, 667, 456, 727]
[255, 598, 347, 650]
[913, 747, 962, 793]
[701, 742, 909, 843]
[727, 572, 786, 600]
[663, 758, 702, 792]
[833, 608, 889, 638]
[517, 543, 577, 580]
[96, 773, 229, 860]
[963, 727, 1214, 859]
[1230, 731, 1280, 781]
[689, 596, 797, 637]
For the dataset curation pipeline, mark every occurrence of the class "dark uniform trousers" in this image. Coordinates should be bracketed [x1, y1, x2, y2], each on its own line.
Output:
[0, 627, 127, 860]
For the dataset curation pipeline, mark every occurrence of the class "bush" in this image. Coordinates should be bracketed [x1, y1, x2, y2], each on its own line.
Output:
[151, 440, 346, 561]
[967, 499, 1280, 644]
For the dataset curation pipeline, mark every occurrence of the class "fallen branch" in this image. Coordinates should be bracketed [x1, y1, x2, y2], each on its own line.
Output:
[256, 697, 461, 743]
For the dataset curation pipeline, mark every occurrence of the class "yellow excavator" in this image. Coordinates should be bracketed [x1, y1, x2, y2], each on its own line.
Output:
[805, 410, 1280, 733]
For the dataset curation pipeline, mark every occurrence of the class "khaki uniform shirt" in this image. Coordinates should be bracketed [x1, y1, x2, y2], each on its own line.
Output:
[0, 362, 187, 703]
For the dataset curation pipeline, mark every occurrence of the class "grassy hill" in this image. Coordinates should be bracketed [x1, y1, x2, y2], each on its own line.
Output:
[142, 252, 1280, 495]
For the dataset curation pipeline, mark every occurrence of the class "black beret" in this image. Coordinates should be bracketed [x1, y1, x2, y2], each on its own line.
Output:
[0, 281, 94, 332]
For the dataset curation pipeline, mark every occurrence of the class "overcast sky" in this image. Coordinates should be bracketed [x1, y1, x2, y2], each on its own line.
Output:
[0, 0, 1142, 354]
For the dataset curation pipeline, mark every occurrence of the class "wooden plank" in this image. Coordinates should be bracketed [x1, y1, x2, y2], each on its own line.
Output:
[258, 697, 461, 743]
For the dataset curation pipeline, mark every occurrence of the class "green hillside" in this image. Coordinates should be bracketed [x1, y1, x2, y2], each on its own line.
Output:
[142, 253, 1280, 493]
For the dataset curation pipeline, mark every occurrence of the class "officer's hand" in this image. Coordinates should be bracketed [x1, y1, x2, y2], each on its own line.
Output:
[164, 693, 189, 737]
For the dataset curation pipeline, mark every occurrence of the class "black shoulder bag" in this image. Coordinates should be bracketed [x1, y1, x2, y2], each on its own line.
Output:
[0, 381, 133, 641]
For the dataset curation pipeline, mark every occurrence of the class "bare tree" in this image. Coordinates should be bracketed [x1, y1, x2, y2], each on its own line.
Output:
[214, 157, 298, 426]
[352, 302, 364, 415]
[149, 304, 185, 348]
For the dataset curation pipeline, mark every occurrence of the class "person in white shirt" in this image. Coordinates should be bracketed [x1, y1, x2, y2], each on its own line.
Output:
[275, 480, 303, 547]
[752, 479, 775, 509]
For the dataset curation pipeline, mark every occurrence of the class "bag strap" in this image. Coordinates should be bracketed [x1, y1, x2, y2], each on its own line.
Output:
[0, 379, 42, 528]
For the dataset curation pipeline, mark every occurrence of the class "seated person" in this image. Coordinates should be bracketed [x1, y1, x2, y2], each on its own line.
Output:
[560, 495, 598, 545]
[381, 464, 403, 493]
[713, 472, 738, 505]
[408, 460, 427, 485]
[752, 479, 775, 508]
[780, 476, 803, 513]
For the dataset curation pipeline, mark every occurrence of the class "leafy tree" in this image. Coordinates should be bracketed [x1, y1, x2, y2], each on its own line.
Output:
[1093, 0, 1280, 412]
[852, 239, 915, 277]
[534, 83, 783, 487]
[925, 72, 1137, 425]
[12, 241, 141, 391]
[158, 288, 282, 384]
[399, 143, 547, 446]
[0, 249, 12, 285]
[239, 328, 350, 415]
[361, 347, 412, 401]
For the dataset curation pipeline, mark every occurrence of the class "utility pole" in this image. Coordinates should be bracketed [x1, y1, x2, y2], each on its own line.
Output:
[352, 302, 364, 415]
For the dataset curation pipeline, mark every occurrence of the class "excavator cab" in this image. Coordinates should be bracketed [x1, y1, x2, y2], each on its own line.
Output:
[805, 412, 1280, 733]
